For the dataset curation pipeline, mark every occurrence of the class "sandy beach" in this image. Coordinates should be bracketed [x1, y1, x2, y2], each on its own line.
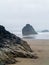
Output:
[9, 39, 49, 65]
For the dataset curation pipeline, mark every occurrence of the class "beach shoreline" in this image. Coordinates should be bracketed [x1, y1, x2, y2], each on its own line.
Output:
[8, 39, 49, 65]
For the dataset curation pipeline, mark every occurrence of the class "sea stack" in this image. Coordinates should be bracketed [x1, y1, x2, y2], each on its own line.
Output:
[22, 24, 37, 35]
[41, 30, 49, 32]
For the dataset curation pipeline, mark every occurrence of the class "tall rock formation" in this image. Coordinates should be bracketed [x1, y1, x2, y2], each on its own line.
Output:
[22, 24, 37, 35]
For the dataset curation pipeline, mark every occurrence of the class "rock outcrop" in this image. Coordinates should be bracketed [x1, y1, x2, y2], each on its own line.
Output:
[22, 24, 37, 35]
[0, 25, 38, 65]
[41, 30, 49, 32]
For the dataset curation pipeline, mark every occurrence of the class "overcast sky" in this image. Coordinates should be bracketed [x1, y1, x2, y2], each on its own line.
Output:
[0, 0, 49, 32]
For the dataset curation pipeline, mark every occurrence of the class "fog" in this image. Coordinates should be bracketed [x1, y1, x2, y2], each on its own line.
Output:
[0, 0, 49, 32]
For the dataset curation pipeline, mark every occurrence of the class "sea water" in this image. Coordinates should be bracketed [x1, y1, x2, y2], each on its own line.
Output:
[13, 31, 49, 39]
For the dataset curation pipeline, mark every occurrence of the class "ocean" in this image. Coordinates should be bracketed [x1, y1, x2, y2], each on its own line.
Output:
[13, 32, 49, 39]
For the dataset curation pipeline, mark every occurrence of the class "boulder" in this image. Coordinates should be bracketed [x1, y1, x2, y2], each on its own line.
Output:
[22, 24, 37, 35]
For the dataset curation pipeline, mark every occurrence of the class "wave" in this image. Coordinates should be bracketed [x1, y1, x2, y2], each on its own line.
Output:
[13, 31, 49, 39]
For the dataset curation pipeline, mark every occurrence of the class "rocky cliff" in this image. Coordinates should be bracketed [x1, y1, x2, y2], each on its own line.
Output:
[0, 25, 38, 65]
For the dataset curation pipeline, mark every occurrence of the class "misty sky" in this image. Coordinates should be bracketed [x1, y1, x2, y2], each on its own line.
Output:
[0, 0, 49, 32]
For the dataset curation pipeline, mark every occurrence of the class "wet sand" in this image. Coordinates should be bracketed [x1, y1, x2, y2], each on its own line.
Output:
[9, 39, 49, 65]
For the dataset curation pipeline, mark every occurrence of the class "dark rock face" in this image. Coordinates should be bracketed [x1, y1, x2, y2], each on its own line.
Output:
[22, 24, 37, 35]
[0, 25, 38, 65]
